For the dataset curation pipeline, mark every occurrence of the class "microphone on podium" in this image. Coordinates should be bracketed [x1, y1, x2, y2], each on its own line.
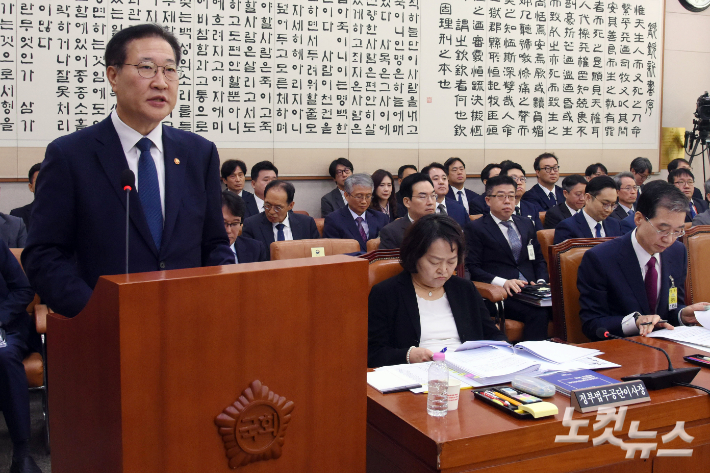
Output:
[121, 170, 135, 275]
[596, 327, 700, 390]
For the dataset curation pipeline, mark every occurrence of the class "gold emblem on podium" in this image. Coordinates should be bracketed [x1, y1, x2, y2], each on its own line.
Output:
[214, 380, 295, 469]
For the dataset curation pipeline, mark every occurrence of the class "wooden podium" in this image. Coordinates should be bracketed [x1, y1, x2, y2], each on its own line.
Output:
[47, 255, 368, 473]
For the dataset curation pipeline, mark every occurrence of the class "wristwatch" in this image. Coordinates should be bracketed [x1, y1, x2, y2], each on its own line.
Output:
[632, 312, 643, 324]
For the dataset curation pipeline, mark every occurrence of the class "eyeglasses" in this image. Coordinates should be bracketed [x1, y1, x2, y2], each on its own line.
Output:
[263, 203, 286, 213]
[488, 193, 516, 202]
[347, 193, 372, 201]
[124, 61, 180, 81]
[412, 193, 438, 202]
[645, 217, 685, 239]
[591, 195, 617, 211]
[335, 169, 352, 176]
[540, 166, 560, 173]
[224, 221, 241, 229]
[510, 176, 527, 183]
[674, 180, 695, 187]
[620, 185, 640, 192]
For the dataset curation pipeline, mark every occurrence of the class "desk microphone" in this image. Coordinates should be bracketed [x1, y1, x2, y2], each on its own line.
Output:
[121, 170, 135, 275]
[596, 328, 700, 390]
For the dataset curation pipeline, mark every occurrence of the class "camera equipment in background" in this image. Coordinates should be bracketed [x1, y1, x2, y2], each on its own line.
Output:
[684, 92, 710, 183]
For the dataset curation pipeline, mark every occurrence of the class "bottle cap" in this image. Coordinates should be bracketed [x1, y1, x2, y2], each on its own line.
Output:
[432, 352, 445, 361]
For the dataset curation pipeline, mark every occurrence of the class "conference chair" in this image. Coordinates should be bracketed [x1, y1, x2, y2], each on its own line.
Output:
[9, 248, 49, 453]
[314, 218, 325, 237]
[366, 238, 380, 252]
[548, 238, 613, 343]
[469, 214, 483, 221]
[270, 238, 361, 260]
[539, 211, 546, 226]
[537, 229, 555, 266]
[293, 210, 310, 216]
[682, 225, 710, 305]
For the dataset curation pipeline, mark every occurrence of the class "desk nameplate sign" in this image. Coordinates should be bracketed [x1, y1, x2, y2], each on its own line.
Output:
[571, 380, 650, 413]
[311, 247, 325, 257]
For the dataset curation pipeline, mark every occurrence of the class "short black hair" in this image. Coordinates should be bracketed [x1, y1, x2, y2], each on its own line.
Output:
[500, 162, 526, 176]
[220, 159, 247, 180]
[630, 157, 653, 174]
[400, 213, 465, 273]
[264, 179, 295, 204]
[444, 157, 465, 174]
[398, 164, 417, 178]
[585, 163, 608, 177]
[637, 180, 688, 220]
[251, 161, 278, 182]
[105, 24, 181, 69]
[221, 190, 246, 219]
[585, 175, 617, 197]
[420, 162, 446, 176]
[533, 152, 558, 171]
[561, 174, 588, 193]
[399, 173, 434, 200]
[328, 158, 354, 178]
[668, 167, 694, 183]
[485, 175, 517, 196]
[28, 163, 41, 183]
[668, 158, 691, 172]
[480, 163, 501, 183]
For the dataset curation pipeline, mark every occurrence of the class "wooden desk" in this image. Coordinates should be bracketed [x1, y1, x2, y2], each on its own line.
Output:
[367, 338, 710, 473]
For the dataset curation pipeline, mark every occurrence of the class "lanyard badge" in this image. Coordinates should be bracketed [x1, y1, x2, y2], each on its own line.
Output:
[669, 275, 678, 310]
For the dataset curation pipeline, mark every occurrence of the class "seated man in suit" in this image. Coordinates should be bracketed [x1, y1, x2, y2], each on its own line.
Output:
[578, 180, 709, 341]
[668, 168, 708, 222]
[10, 163, 41, 231]
[543, 174, 586, 230]
[0, 212, 27, 248]
[692, 179, 710, 226]
[242, 180, 320, 259]
[584, 163, 607, 181]
[0, 239, 42, 473]
[395, 164, 418, 218]
[521, 152, 564, 211]
[421, 163, 468, 228]
[668, 158, 703, 201]
[610, 172, 639, 220]
[380, 173, 437, 250]
[465, 175, 551, 341]
[323, 173, 389, 251]
[469, 163, 501, 214]
[320, 157, 353, 217]
[221, 159, 258, 219]
[500, 162, 543, 231]
[249, 161, 278, 217]
[445, 157, 478, 214]
[630, 157, 653, 205]
[554, 176, 623, 244]
[221, 191, 267, 263]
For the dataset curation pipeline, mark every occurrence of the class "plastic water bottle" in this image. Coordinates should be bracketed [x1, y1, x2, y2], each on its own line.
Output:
[427, 352, 449, 417]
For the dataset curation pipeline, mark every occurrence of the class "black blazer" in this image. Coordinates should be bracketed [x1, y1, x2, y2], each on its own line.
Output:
[543, 202, 573, 229]
[468, 196, 542, 231]
[521, 184, 565, 211]
[395, 190, 408, 218]
[609, 203, 634, 221]
[553, 210, 623, 244]
[446, 186, 479, 214]
[242, 211, 320, 259]
[368, 271, 506, 367]
[320, 187, 347, 217]
[240, 190, 259, 219]
[322, 206, 389, 251]
[9, 201, 32, 230]
[379, 217, 412, 250]
[234, 236, 268, 263]
[465, 214, 548, 284]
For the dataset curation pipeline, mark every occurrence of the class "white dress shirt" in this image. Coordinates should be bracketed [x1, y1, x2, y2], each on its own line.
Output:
[255, 194, 265, 213]
[339, 188, 348, 206]
[348, 207, 370, 236]
[111, 109, 166, 218]
[436, 199, 448, 214]
[565, 202, 581, 216]
[537, 183, 557, 202]
[619, 203, 633, 215]
[272, 214, 293, 241]
[453, 187, 470, 213]
[583, 209, 605, 237]
[621, 229, 664, 335]
[417, 293, 461, 352]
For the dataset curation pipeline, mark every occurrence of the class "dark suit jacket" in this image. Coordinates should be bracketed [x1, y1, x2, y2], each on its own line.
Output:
[322, 206, 389, 251]
[234, 236, 268, 263]
[0, 239, 34, 328]
[22, 116, 234, 318]
[609, 203, 634, 221]
[320, 187, 346, 217]
[439, 197, 469, 229]
[692, 208, 710, 226]
[9, 202, 32, 230]
[240, 190, 259, 219]
[367, 270, 506, 367]
[242, 211, 320, 259]
[620, 212, 637, 234]
[468, 196, 542, 231]
[687, 198, 709, 223]
[694, 187, 703, 201]
[465, 214, 548, 284]
[469, 193, 487, 215]
[379, 217, 412, 250]
[578, 232, 687, 340]
[0, 213, 27, 248]
[543, 202, 573, 229]
[553, 211, 623, 244]
[521, 184, 565, 211]
[446, 186, 479, 214]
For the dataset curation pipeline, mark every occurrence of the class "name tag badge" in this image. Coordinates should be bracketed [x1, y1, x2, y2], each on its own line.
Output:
[669, 275, 678, 310]
[527, 243, 535, 260]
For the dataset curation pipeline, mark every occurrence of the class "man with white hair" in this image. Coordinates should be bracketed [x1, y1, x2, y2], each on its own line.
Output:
[323, 173, 389, 251]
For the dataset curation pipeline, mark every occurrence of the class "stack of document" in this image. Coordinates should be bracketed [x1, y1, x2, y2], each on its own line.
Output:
[646, 309, 710, 350]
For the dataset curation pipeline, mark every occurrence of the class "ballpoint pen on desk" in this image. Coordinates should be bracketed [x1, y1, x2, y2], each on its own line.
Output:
[640, 319, 667, 326]
[440, 347, 447, 353]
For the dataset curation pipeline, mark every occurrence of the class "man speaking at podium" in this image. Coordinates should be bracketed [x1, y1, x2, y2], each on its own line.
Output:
[22, 24, 234, 318]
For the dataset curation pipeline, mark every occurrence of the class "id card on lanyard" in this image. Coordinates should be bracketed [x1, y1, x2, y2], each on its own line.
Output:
[527, 239, 535, 260]
[669, 275, 678, 311]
